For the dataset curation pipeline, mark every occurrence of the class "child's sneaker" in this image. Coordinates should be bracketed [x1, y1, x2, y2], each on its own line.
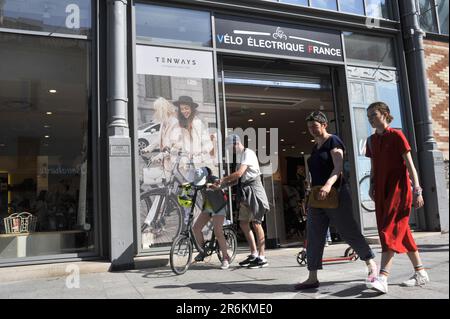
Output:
[401, 270, 430, 287]
[220, 259, 230, 270]
[371, 276, 388, 294]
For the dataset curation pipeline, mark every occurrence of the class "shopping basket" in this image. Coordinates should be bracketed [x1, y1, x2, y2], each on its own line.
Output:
[3, 212, 37, 234]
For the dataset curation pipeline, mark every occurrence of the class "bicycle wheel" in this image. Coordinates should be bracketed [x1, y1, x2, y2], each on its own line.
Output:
[170, 235, 193, 275]
[217, 227, 238, 263]
[140, 191, 183, 247]
[359, 175, 376, 212]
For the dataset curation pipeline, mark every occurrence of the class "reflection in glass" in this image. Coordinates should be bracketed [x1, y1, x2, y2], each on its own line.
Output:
[338, 0, 364, 15]
[135, 3, 211, 47]
[364, 84, 377, 104]
[437, 0, 449, 34]
[350, 83, 364, 104]
[0, 34, 93, 259]
[0, 0, 91, 36]
[418, 0, 439, 33]
[280, 0, 309, 6]
[310, 0, 337, 10]
[344, 32, 395, 67]
[365, 0, 391, 19]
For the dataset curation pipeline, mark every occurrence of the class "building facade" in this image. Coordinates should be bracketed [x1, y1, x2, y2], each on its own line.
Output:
[0, 0, 448, 269]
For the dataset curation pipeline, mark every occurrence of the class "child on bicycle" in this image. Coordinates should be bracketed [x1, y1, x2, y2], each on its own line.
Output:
[191, 167, 231, 269]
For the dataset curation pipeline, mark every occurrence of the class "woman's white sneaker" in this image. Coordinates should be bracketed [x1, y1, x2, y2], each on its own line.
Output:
[371, 276, 388, 294]
[401, 270, 430, 287]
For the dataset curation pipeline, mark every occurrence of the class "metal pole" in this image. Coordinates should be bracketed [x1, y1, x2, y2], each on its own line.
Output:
[108, 0, 129, 136]
[106, 0, 135, 269]
[398, 0, 448, 232]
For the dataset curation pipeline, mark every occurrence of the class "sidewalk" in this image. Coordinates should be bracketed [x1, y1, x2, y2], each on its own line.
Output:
[0, 232, 448, 299]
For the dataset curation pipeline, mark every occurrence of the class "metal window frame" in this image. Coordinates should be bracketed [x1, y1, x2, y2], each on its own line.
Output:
[0, 0, 103, 267]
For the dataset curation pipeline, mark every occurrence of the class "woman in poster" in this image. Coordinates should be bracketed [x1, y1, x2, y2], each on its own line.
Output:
[141, 97, 180, 172]
[173, 95, 214, 172]
[149, 97, 181, 173]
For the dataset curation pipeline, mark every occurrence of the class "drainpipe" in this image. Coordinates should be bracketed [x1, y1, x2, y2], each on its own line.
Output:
[107, 0, 135, 269]
[398, 0, 448, 232]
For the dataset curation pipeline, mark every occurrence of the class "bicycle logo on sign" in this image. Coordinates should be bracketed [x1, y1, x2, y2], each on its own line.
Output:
[273, 27, 287, 40]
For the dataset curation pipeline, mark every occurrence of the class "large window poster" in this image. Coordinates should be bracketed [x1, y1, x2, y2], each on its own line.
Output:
[136, 45, 219, 249]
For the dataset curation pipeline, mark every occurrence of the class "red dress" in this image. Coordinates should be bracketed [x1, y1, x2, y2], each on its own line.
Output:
[366, 127, 418, 253]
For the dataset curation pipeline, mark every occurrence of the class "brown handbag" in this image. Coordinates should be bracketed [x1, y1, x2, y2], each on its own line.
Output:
[307, 185, 339, 209]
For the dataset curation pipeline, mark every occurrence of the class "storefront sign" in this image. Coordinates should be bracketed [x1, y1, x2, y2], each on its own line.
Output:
[136, 46, 214, 79]
[347, 67, 397, 83]
[0, 0, 91, 36]
[110, 145, 130, 157]
[215, 16, 343, 62]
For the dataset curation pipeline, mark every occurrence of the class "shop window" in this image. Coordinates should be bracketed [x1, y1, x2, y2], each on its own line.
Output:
[310, 0, 337, 11]
[416, 0, 449, 35]
[365, 0, 392, 19]
[437, 0, 449, 35]
[135, 45, 218, 251]
[418, 0, 439, 33]
[0, 33, 94, 259]
[338, 0, 364, 15]
[135, 3, 211, 47]
[279, 0, 308, 6]
[344, 32, 395, 67]
[0, 0, 91, 36]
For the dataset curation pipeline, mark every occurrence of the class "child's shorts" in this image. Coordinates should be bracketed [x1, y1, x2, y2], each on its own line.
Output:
[203, 206, 227, 217]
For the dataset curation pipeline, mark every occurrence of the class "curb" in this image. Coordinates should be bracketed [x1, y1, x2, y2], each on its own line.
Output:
[0, 261, 111, 283]
[134, 256, 169, 269]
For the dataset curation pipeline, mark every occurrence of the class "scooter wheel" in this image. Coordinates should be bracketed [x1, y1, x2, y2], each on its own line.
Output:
[344, 247, 354, 257]
[297, 250, 307, 265]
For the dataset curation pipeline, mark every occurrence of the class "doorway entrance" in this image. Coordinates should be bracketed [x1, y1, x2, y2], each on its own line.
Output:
[218, 55, 342, 246]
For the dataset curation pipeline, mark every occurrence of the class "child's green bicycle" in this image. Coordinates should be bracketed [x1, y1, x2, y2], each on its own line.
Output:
[169, 183, 237, 275]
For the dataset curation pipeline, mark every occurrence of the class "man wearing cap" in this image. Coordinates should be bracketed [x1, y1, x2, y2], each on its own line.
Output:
[220, 134, 270, 268]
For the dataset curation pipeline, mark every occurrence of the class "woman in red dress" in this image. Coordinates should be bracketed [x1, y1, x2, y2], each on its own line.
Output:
[365, 102, 429, 294]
